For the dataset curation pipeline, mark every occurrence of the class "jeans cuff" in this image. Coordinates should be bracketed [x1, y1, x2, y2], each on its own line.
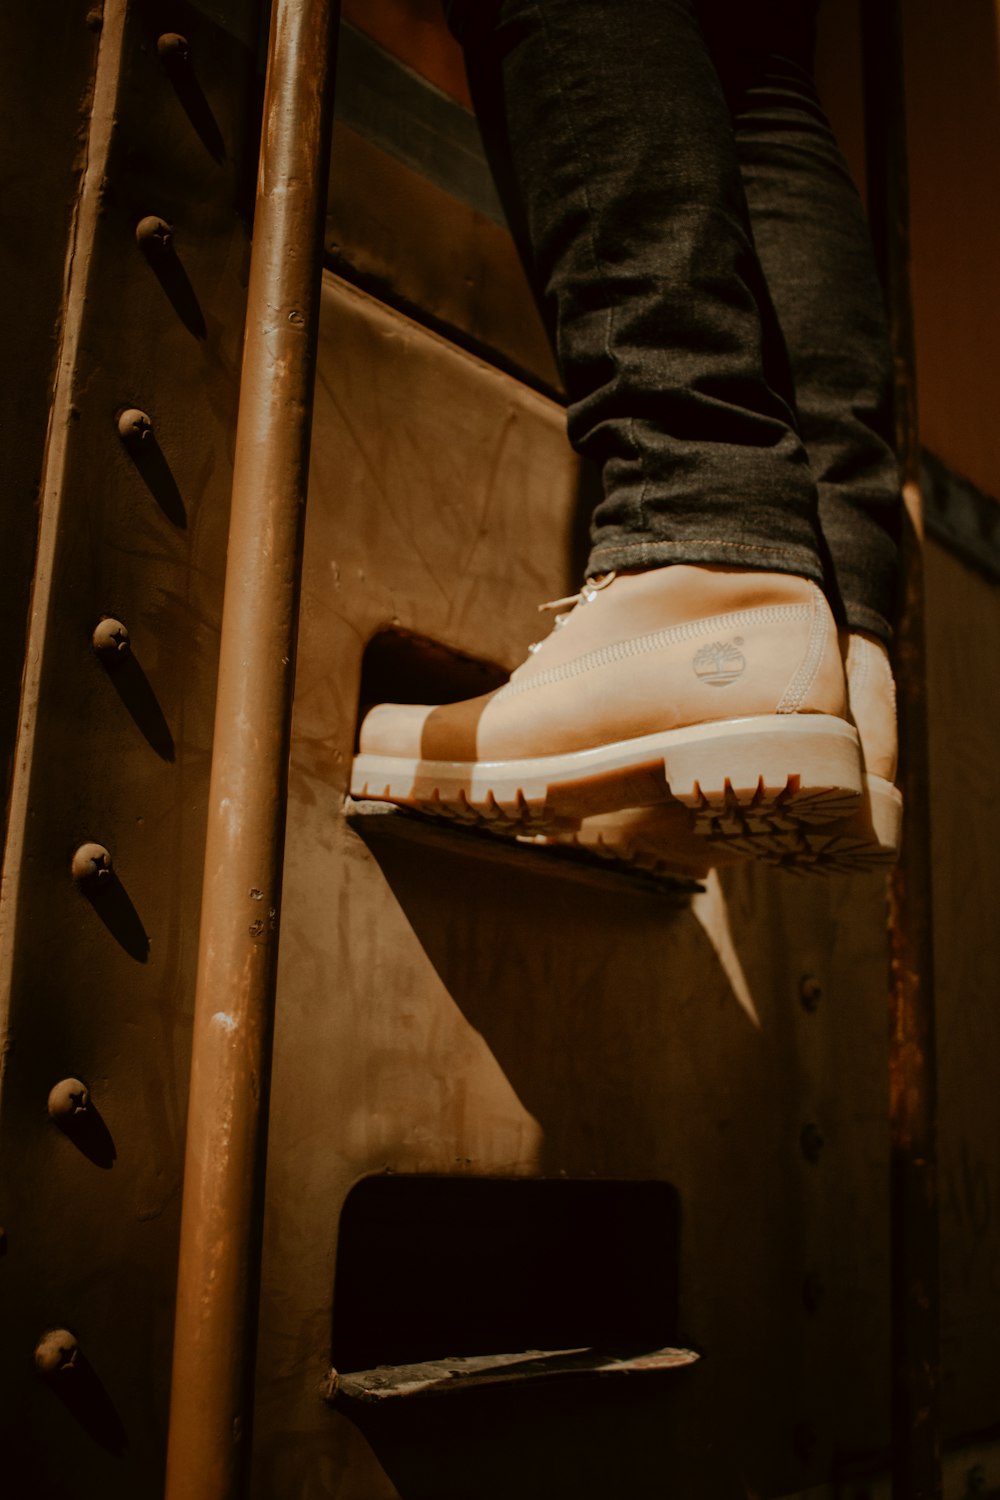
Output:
[842, 601, 892, 646]
[586, 537, 826, 584]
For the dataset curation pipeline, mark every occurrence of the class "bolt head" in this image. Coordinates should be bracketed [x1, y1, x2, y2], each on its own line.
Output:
[92, 617, 130, 658]
[135, 215, 173, 255]
[35, 1329, 79, 1376]
[799, 975, 823, 1012]
[48, 1078, 90, 1122]
[157, 31, 190, 62]
[71, 842, 113, 885]
[117, 407, 153, 448]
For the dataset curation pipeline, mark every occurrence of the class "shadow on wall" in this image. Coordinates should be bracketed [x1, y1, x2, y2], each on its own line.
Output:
[343, 1366, 741, 1500]
[333, 826, 800, 1500]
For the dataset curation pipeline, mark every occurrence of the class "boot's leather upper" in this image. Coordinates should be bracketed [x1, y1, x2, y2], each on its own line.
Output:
[358, 565, 849, 765]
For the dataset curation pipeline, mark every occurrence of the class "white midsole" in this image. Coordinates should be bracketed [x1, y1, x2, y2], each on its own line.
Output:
[351, 713, 863, 812]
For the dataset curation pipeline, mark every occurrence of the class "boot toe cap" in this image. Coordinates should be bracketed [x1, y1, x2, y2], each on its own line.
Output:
[357, 702, 435, 758]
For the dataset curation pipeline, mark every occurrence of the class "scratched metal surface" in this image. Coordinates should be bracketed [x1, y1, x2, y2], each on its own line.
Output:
[256, 274, 896, 1499]
[0, 2, 101, 835]
[3, 0, 999, 1494]
[0, 0, 258, 1491]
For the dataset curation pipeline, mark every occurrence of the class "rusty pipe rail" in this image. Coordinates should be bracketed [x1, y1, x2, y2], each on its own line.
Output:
[163, 1, 339, 1495]
[860, 5, 942, 1498]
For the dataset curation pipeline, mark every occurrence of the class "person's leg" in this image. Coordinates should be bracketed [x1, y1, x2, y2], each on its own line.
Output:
[453, 0, 825, 582]
[694, 2, 902, 868]
[549, 3, 904, 873]
[700, 0, 900, 645]
[350, 0, 867, 845]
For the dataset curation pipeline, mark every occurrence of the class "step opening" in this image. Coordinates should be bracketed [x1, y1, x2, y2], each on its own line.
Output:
[330, 1174, 682, 1374]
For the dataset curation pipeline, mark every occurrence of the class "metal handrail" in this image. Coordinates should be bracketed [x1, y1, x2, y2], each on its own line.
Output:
[163, 1, 340, 1494]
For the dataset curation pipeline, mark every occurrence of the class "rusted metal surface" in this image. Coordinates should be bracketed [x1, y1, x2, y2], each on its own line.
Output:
[0, 0, 261, 1491]
[249, 272, 894, 1499]
[326, 56, 559, 392]
[0, 0, 101, 831]
[861, 4, 942, 1497]
[326, 1346, 700, 1406]
[163, 1, 340, 1496]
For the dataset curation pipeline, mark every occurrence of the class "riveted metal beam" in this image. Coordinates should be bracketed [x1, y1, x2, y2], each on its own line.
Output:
[0, 0, 265, 1490]
[163, 2, 340, 1495]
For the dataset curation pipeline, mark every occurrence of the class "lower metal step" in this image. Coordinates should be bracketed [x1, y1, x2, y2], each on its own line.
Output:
[324, 1345, 700, 1407]
[344, 799, 702, 899]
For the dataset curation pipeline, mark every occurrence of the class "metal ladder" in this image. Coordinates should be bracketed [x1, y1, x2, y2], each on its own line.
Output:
[162, 2, 942, 1495]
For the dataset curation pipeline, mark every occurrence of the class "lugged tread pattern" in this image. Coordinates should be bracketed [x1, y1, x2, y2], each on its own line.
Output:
[686, 780, 861, 840]
[353, 768, 862, 845]
[609, 806, 896, 878]
[354, 769, 895, 874]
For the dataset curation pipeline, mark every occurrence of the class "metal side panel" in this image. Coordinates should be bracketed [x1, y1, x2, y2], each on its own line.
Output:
[326, 121, 559, 394]
[0, 0, 261, 1491]
[254, 273, 898, 1500]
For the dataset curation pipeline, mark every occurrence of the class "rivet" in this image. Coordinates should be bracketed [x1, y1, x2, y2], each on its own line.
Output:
[92, 617, 131, 658]
[34, 1329, 79, 1376]
[800, 1123, 824, 1163]
[117, 407, 153, 449]
[799, 975, 822, 1012]
[135, 215, 173, 256]
[48, 1078, 90, 1122]
[71, 842, 113, 886]
[157, 31, 190, 63]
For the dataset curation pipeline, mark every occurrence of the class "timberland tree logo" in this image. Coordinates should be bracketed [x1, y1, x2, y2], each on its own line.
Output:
[693, 637, 745, 686]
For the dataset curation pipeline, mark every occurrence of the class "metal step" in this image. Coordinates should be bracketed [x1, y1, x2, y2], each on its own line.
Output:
[344, 798, 703, 900]
[324, 1345, 700, 1407]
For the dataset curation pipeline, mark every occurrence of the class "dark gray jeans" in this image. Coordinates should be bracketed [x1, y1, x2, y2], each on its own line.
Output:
[446, 0, 900, 642]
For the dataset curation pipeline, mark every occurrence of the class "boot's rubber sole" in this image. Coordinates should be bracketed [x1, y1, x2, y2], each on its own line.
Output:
[719, 772, 902, 874]
[350, 714, 863, 835]
[559, 772, 900, 878]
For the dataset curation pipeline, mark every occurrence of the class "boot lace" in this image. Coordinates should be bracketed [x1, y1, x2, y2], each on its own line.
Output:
[526, 572, 616, 655]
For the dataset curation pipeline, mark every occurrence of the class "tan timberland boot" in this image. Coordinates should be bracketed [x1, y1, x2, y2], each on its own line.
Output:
[556, 628, 901, 876]
[351, 564, 863, 842]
